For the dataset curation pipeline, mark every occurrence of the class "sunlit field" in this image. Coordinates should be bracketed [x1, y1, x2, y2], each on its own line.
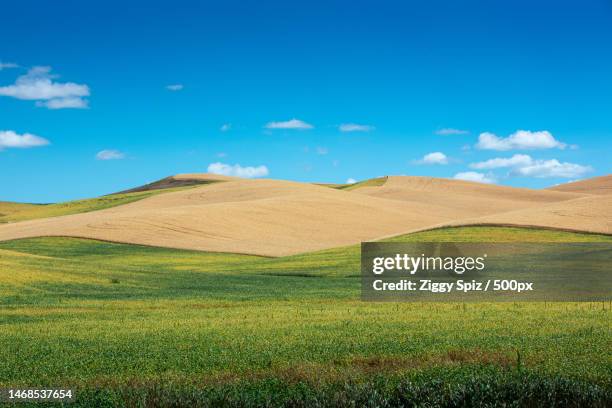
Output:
[0, 186, 198, 224]
[0, 227, 610, 407]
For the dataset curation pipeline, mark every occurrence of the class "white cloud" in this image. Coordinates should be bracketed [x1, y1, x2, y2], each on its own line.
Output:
[96, 149, 125, 160]
[0, 66, 89, 109]
[469, 154, 592, 178]
[435, 128, 469, 135]
[339, 123, 374, 132]
[166, 84, 184, 91]
[417, 151, 448, 165]
[316, 147, 328, 155]
[0, 62, 18, 70]
[346, 178, 357, 184]
[220, 123, 231, 132]
[207, 162, 269, 178]
[0, 130, 50, 150]
[265, 119, 313, 130]
[512, 159, 592, 178]
[470, 154, 532, 170]
[453, 171, 496, 184]
[476, 130, 567, 151]
[36, 96, 88, 109]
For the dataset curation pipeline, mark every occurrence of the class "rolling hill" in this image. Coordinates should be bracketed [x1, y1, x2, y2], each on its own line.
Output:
[0, 201, 40, 221]
[445, 194, 612, 234]
[0, 187, 198, 224]
[546, 174, 612, 195]
[353, 175, 583, 216]
[0, 173, 609, 256]
[115, 173, 235, 194]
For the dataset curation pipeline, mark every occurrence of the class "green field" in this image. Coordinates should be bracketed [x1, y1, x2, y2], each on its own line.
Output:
[315, 176, 388, 191]
[0, 186, 195, 224]
[337, 176, 387, 191]
[0, 227, 610, 406]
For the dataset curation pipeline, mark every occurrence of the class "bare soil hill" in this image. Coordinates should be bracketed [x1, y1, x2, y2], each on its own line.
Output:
[0, 178, 455, 256]
[546, 174, 612, 195]
[444, 194, 612, 234]
[353, 176, 584, 216]
[0, 175, 609, 256]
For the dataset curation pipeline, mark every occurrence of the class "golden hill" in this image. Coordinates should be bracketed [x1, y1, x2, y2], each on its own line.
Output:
[546, 174, 612, 195]
[353, 175, 583, 216]
[0, 175, 609, 256]
[443, 194, 612, 234]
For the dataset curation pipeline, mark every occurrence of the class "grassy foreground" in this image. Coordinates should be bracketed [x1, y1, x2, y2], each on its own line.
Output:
[0, 227, 610, 406]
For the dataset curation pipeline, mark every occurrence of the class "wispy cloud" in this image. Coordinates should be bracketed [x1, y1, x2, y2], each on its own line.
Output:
[453, 171, 496, 184]
[512, 159, 592, 178]
[96, 149, 125, 160]
[316, 147, 328, 155]
[469, 154, 592, 178]
[207, 162, 269, 178]
[476, 130, 568, 151]
[0, 130, 50, 150]
[0, 66, 89, 109]
[265, 119, 313, 130]
[435, 128, 469, 135]
[339, 123, 374, 132]
[470, 154, 532, 169]
[0, 62, 18, 70]
[166, 84, 184, 91]
[346, 178, 357, 184]
[415, 151, 448, 165]
[36, 97, 88, 109]
[220, 123, 231, 132]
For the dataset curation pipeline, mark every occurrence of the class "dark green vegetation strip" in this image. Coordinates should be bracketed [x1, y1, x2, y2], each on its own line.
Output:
[0, 227, 610, 406]
[8, 369, 611, 407]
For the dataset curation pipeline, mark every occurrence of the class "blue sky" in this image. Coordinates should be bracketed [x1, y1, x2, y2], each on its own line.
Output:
[1, 0, 611, 202]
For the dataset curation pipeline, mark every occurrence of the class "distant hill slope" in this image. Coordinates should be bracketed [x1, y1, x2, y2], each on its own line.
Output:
[115, 173, 234, 194]
[353, 175, 583, 216]
[0, 202, 40, 220]
[444, 194, 612, 234]
[0, 188, 193, 224]
[546, 174, 612, 195]
[0, 174, 231, 223]
[316, 176, 388, 191]
[1, 175, 608, 256]
[0, 178, 456, 256]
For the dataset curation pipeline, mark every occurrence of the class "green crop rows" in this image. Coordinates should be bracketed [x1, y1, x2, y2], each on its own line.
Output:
[0, 227, 610, 406]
